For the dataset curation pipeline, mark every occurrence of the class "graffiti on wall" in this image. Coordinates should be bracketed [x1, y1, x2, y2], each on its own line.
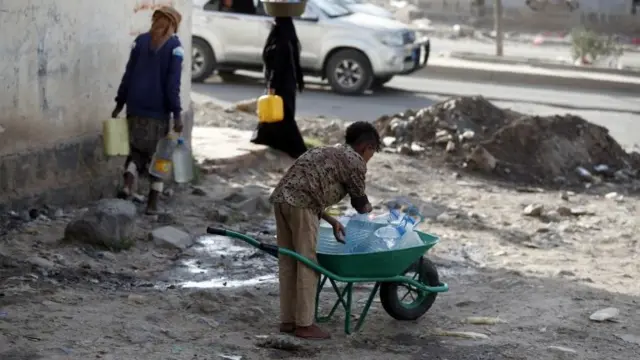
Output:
[129, 0, 175, 36]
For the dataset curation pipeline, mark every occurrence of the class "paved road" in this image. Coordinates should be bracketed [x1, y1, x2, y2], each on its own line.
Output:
[192, 70, 640, 148]
[432, 37, 640, 67]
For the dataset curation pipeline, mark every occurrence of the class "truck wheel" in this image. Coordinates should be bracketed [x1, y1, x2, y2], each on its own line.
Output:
[192, 37, 215, 83]
[370, 76, 394, 89]
[379, 257, 440, 321]
[326, 49, 373, 95]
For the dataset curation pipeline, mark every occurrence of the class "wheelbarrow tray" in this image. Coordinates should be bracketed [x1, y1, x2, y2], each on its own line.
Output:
[317, 231, 439, 278]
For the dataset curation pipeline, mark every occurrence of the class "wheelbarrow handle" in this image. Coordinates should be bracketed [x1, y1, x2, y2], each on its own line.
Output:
[206, 227, 227, 236]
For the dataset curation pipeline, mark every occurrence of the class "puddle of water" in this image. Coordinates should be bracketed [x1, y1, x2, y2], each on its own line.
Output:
[198, 235, 252, 256]
[181, 274, 277, 288]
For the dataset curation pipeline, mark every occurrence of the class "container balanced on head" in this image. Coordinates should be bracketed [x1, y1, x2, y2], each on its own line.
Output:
[112, 6, 184, 214]
[269, 121, 382, 339]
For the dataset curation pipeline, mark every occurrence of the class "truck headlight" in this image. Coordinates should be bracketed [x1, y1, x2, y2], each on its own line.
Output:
[379, 31, 404, 47]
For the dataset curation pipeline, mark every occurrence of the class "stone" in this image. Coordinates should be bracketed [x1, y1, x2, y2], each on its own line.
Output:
[466, 146, 497, 172]
[615, 333, 640, 346]
[151, 226, 193, 250]
[206, 207, 230, 223]
[64, 198, 137, 251]
[27, 256, 55, 269]
[459, 130, 475, 141]
[523, 204, 544, 217]
[604, 192, 618, 199]
[557, 206, 572, 216]
[589, 307, 619, 322]
[445, 141, 456, 153]
[398, 144, 413, 155]
[381, 136, 396, 147]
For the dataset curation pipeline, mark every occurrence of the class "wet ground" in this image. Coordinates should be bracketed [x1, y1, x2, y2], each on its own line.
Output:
[3, 146, 640, 359]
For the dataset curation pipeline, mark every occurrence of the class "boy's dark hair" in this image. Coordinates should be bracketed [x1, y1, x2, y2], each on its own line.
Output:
[345, 121, 381, 152]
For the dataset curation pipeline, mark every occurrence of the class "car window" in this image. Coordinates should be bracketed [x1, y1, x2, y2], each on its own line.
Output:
[204, 0, 258, 14]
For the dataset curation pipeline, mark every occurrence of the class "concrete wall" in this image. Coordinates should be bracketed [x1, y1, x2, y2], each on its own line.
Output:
[0, 0, 193, 210]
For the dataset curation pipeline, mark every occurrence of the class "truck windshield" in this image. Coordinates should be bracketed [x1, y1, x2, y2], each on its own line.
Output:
[313, 0, 352, 17]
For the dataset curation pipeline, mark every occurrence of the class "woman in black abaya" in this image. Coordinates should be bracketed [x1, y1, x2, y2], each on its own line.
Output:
[251, 17, 308, 159]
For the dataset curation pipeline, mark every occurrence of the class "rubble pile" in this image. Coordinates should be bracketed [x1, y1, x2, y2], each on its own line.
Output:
[375, 96, 640, 185]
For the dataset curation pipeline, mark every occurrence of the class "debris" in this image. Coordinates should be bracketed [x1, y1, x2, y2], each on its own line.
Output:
[150, 226, 193, 250]
[547, 345, 578, 355]
[374, 96, 639, 185]
[434, 329, 489, 340]
[589, 307, 619, 322]
[255, 335, 303, 350]
[464, 316, 507, 325]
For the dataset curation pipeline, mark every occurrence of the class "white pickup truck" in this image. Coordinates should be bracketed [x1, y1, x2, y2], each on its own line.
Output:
[191, 0, 430, 95]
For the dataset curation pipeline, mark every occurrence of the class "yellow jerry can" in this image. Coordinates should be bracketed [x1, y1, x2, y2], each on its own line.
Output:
[103, 117, 130, 156]
[257, 91, 284, 123]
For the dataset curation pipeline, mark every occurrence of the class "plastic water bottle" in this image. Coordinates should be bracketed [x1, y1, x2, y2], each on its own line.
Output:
[172, 138, 194, 183]
[343, 214, 389, 254]
[374, 224, 402, 248]
[149, 135, 177, 180]
[316, 217, 349, 254]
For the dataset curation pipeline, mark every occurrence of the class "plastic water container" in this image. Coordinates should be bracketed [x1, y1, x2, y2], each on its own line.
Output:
[393, 230, 424, 249]
[172, 138, 194, 183]
[149, 135, 177, 180]
[374, 224, 403, 248]
[343, 214, 389, 254]
[316, 217, 349, 254]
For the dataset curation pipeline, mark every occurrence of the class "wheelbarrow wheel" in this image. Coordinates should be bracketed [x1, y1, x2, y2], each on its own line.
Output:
[379, 257, 439, 321]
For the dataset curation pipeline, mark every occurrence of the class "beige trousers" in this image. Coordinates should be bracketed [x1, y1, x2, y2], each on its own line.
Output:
[273, 203, 320, 327]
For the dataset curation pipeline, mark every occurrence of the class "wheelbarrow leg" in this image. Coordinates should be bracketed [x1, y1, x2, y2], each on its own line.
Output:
[315, 276, 381, 334]
[349, 282, 380, 334]
[315, 276, 350, 323]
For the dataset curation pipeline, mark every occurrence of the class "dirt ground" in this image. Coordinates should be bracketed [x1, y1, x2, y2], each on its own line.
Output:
[2, 109, 640, 360]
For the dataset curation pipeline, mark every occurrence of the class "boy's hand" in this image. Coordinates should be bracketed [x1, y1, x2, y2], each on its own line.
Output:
[322, 213, 346, 243]
[332, 221, 345, 244]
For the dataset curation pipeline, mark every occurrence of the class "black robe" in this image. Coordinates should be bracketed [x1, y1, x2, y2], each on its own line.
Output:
[250, 17, 307, 159]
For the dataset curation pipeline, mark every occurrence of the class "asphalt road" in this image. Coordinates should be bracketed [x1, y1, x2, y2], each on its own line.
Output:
[192, 70, 640, 148]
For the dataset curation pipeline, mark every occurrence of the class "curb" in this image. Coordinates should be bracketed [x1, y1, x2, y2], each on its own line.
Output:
[418, 64, 639, 94]
[447, 52, 640, 77]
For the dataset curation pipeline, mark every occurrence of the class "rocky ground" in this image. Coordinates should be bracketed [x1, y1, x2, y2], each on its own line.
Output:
[2, 100, 640, 359]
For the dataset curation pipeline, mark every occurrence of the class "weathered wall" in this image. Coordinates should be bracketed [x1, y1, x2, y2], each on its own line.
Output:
[0, 0, 193, 210]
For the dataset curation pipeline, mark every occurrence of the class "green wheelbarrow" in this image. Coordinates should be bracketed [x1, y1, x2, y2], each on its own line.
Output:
[206, 226, 449, 334]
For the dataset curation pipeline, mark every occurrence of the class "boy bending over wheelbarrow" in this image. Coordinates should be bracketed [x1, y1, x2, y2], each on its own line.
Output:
[269, 121, 381, 339]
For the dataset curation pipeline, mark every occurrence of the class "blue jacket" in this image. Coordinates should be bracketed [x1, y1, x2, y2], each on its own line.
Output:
[115, 33, 183, 121]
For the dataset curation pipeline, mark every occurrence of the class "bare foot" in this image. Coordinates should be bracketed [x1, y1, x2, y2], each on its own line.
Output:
[294, 324, 330, 340]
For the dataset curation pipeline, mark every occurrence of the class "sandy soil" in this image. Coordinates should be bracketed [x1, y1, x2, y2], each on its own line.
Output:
[2, 113, 640, 360]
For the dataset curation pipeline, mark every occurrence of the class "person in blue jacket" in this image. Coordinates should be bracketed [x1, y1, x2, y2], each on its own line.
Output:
[112, 6, 184, 214]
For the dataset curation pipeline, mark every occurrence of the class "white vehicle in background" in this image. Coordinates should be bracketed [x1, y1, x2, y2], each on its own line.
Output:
[191, 0, 430, 95]
[327, 0, 394, 19]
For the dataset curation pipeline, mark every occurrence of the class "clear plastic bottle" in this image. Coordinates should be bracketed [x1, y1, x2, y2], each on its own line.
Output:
[316, 217, 349, 254]
[149, 135, 177, 180]
[374, 224, 402, 249]
[172, 138, 194, 184]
